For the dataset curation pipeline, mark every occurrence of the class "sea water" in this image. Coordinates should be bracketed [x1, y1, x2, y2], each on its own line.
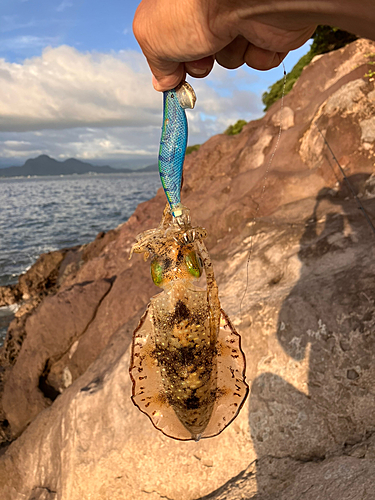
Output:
[0, 172, 160, 343]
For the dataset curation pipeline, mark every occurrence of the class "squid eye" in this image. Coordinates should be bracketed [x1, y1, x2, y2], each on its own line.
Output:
[197, 254, 203, 269]
[151, 259, 164, 286]
[185, 251, 202, 278]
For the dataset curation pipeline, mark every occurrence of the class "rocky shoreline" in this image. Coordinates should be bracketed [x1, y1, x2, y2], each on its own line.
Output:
[1, 39, 375, 499]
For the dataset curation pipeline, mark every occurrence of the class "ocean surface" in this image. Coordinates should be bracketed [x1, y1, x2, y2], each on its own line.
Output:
[0, 172, 160, 343]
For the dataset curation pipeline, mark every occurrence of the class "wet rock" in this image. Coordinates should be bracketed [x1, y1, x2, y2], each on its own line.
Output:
[18, 249, 68, 299]
[0, 286, 21, 308]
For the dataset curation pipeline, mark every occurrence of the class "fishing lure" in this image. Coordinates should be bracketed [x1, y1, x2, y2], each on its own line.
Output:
[129, 81, 248, 440]
[129, 206, 249, 441]
[158, 81, 196, 220]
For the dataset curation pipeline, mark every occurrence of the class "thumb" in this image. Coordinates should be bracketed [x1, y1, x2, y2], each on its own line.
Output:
[148, 60, 186, 91]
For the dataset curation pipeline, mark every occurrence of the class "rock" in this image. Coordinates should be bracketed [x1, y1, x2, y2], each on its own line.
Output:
[275, 456, 375, 500]
[1, 39, 375, 499]
[2, 279, 113, 436]
[0, 249, 72, 341]
[28, 488, 57, 500]
[299, 124, 326, 168]
[368, 89, 375, 103]
[201, 455, 375, 500]
[0, 286, 21, 307]
[363, 173, 375, 198]
[18, 249, 68, 299]
[271, 106, 294, 130]
[237, 132, 273, 171]
[324, 79, 366, 116]
[45, 270, 150, 394]
[360, 117, 375, 143]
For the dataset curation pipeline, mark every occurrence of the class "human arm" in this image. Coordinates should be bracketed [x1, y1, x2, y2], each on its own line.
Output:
[133, 0, 375, 91]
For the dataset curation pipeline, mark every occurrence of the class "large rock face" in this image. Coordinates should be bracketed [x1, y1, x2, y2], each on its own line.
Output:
[1, 39, 375, 499]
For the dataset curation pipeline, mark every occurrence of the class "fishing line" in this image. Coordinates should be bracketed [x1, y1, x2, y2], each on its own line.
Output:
[315, 124, 375, 236]
[239, 63, 287, 316]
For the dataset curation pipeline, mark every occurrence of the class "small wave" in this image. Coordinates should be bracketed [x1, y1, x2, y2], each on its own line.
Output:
[0, 173, 160, 287]
[0, 303, 19, 316]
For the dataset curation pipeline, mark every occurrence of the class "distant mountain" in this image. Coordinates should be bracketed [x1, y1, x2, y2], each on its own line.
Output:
[136, 163, 158, 173]
[0, 155, 158, 178]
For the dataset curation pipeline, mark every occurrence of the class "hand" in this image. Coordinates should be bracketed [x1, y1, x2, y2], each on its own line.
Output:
[133, 0, 316, 91]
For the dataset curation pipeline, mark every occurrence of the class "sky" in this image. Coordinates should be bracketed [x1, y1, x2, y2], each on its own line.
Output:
[0, 0, 311, 168]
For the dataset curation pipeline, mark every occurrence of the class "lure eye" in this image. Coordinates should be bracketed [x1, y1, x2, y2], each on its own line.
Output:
[151, 259, 164, 286]
[185, 251, 202, 278]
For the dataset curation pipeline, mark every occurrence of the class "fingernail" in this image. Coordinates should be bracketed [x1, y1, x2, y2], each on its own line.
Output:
[189, 67, 208, 75]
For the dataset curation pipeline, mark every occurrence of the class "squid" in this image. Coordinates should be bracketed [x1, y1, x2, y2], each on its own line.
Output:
[129, 82, 248, 441]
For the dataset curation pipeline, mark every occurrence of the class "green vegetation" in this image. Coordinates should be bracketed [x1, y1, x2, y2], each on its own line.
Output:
[262, 26, 358, 111]
[224, 119, 247, 136]
[364, 53, 375, 79]
[311, 25, 357, 55]
[185, 144, 201, 155]
[262, 51, 314, 111]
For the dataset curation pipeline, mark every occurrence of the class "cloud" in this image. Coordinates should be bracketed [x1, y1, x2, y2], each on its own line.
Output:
[0, 127, 159, 166]
[0, 45, 265, 163]
[3, 139, 33, 150]
[187, 65, 262, 143]
[56, 1, 73, 12]
[0, 35, 60, 51]
[0, 46, 162, 132]
[0, 15, 36, 33]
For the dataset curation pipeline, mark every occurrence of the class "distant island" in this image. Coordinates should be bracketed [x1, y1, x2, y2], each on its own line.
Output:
[0, 155, 158, 178]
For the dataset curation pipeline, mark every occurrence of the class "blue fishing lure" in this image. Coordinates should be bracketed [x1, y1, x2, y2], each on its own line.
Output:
[158, 82, 196, 218]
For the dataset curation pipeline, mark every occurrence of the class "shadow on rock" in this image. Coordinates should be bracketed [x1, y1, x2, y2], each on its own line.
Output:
[249, 177, 375, 496]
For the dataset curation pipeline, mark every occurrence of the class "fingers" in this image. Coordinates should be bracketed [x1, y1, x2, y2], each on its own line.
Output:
[185, 56, 215, 78]
[149, 62, 186, 92]
[134, 0, 217, 91]
[150, 57, 214, 92]
[133, 0, 317, 90]
[133, 0, 185, 91]
[151, 42, 286, 90]
[215, 36, 249, 69]
[243, 45, 289, 71]
[216, 36, 288, 71]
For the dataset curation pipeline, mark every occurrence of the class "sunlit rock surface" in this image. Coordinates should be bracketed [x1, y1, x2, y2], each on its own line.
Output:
[0, 39, 375, 500]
